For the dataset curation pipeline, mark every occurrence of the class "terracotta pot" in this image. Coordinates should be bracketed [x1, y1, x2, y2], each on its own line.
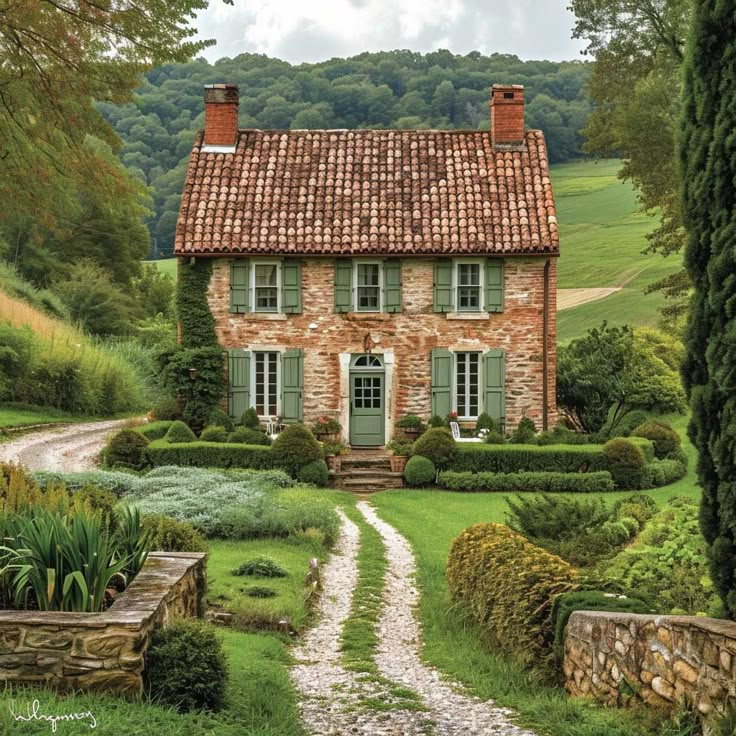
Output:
[401, 427, 421, 439]
[326, 455, 342, 473]
[389, 455, 408, 473]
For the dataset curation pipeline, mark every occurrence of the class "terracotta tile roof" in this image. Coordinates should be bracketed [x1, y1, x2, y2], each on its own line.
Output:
[174, 129, 558, 256]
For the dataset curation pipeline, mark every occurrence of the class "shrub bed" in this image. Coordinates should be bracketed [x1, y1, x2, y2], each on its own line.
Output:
[438, 470, 615, 493]
[148, 440, 275, 470]
[449, 438, 654, 474]
[446, 522, 579, 673]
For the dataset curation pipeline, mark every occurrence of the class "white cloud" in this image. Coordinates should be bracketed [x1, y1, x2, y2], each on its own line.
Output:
[194, 0, 586, 63]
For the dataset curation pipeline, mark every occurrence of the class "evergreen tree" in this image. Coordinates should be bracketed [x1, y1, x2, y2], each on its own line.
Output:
[680, 0, 736, 615]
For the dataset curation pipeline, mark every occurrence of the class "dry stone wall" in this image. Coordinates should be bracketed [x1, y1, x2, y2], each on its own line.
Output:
[564, 611, 736, 716]
[0, 552, 206, 695]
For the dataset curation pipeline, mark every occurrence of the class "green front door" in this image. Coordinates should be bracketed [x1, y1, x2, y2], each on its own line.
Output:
[349, 372, 385, 446]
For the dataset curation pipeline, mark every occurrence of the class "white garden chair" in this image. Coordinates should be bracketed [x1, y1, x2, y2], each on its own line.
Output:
[449, 421, 484, 443]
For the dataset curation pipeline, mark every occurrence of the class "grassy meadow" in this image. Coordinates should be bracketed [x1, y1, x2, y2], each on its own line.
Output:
[551, 159, 681, 343]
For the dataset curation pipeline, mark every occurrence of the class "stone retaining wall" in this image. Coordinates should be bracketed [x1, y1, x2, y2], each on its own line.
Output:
[0, 551, 207, 695]
[564, 611, 736, 716]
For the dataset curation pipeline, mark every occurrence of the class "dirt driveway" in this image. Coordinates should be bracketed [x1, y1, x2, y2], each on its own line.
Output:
[0, 419, 131, 472]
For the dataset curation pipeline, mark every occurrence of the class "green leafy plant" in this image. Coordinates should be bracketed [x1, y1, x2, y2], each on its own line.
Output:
[271, 424, 324, 477]
[141, 514, 207, 553]
[163, 420, 197, 444]
[322, 440, 348, 456]
[404, 455, 436, 486]
[631, 420, 681, 459]
[428, 415, 446, 428]
[144, 619, 228, 712]
[386, 440, 413, 457]
[396, 414, 425, 431]
[475, 412, 497, 432]
[245, 585, 277, 598]
[240, 407, 261, 429]
[199, 425, 228, 443]
[412, 427, 457, 468]
[116, 506, 151, 577]
[106, 428, 150, 470]
[510, 416, 537, 444]
[151, 396, 180, 421]
[227, 427, 271, 446]
[208, 408, 234, 433]
[603, 438, 646, 489]
[298, 459, 329, 487]
[311, 416, 342, 435]
[231, 556, 288, 578]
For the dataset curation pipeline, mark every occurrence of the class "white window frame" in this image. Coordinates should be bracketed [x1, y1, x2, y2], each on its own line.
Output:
[251, 259, 282, 313]
[453, 351, 481, 420]
[353, 260, 383, 313]
[453, 258, 484, 313]
[251, 349, 282, 419]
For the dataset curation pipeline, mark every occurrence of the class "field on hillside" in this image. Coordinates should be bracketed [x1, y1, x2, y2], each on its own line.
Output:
[551, 159, 681, 342]
[151, 159, 680, 344]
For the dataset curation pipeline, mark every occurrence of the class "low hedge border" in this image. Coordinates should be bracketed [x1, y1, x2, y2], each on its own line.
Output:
[147, 440, 274, 470]
[137, 421, 174, 441]
[438, 470, 615, 493]
[448, 438, 654, 475]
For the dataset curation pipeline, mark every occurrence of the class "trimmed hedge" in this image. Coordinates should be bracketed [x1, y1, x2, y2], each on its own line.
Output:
[148, 440, 275, 470]
[164, 420, 197, 444]
[405, 455, 436, 486]
[137, 421, 174, 440]
[438, 470, 615, 493]
[446, 522, 579, 673]
[552, 590, 651, 659]
[641, 458, 687, 488]
[449, 438, 654, 474]
[631, 420, 681, 459]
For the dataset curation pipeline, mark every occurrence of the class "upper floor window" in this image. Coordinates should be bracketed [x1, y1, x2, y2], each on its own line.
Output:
[253, 261, 280, 312]
[355, 262, 382, 312]
[455, 261, 482, 311]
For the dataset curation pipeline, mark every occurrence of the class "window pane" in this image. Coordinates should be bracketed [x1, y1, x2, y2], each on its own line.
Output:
[254, 264, 278, 312]
[357, 264, 380, 311]
[255, 264, 277, 286]
[456, 353, 479, 417]
[358, 264, 379, 286]
[254, 352, 279, 416]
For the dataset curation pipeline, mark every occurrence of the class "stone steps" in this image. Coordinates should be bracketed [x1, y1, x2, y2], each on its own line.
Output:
[331, 450, 404, 492]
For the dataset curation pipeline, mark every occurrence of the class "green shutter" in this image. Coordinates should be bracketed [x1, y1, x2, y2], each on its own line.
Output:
[228, 349, 250, 419]
[334, 259, 353, 312]
[383, 260, 402, 312]
[483, 349, 505, 424]
[485, 259, 504, 313]
[282, 349, 303, 423]
[433, 260, 453, 312]
[230, 260, 250, 313]
[282, 260, 302, 313]
[431, 349, 453, 418]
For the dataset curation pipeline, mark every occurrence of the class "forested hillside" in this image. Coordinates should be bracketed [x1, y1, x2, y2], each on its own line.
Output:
[100, 51, 591, 258]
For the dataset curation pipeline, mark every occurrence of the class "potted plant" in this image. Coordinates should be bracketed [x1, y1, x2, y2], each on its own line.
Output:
[323, 441, 348, 472]
[395, 414, 425, 439]
[312, 416, 342, 442]
[386, 440, 413, 473]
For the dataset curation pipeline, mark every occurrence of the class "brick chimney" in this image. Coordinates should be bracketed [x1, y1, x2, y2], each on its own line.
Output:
[491, 84, 525, 147]
[203, 84, 239, 147]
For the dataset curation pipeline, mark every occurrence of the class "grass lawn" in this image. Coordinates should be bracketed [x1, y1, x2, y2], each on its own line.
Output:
[0, 630, 303, 735]
[550, 159, 681, 343]
[207, 535, 331, 632]
[370, 413, 699, 736]
[0, 404, 87, 430]
[150, 258, 177, 281]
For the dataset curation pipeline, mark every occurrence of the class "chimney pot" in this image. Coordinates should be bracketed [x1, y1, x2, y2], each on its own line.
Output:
[204, 83, 239, 147]
[491, 84, 525, 147]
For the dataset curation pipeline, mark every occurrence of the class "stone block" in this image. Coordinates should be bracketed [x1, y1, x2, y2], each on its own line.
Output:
[651, 677, 675, 702]
[673, 660, 699, 685]
[23, 629, 73, 650]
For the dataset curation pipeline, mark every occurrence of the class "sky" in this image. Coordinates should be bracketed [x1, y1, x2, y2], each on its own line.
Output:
[194, 0, 587, 64]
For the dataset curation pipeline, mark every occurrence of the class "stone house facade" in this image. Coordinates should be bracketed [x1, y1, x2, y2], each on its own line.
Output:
[175, 84, 559, 446]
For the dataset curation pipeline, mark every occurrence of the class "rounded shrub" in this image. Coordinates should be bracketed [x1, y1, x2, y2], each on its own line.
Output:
[447, 523, 579, 673]
[615, 410, 650, 437]
[603, 439, 646, 490]
[299, 459, 329, 487]
[475, 412, 497, 433]
[208, 409, 235, 433]
[271, 424, 323, 477]
[510, 416, 537, 444]
[632, 420, 681, 459]
[428, 415, 446, 428]
[413, 428, 457, 467]
[106, 429, 150, 470]
[151, 396, 180, 421]
[200, 425, 228, 443]
[163, 420, 197, 444]
[404, 455, 436, 486]
[141, 514, 207, 553]
[232, 556, 288, 578]
[483, 430, 506, 445]
[144, 619, 227, 712]
[240, 407, 261, 430]
[228, 427, 271, 446]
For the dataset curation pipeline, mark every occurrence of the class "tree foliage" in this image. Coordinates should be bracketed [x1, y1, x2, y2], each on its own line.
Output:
[570, 0, 693, 317]
[680, 0, 736, 616]
[98, 50, 593, 257]
[557, 323, 686, 433]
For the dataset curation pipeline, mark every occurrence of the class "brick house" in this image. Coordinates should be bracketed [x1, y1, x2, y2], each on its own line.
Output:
[174, 83, 558, 447]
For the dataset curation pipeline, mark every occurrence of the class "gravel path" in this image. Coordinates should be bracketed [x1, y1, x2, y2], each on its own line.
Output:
[292, 503, 536, 735]
[358, 500, 537, 736]
[0, 419, 130, 472]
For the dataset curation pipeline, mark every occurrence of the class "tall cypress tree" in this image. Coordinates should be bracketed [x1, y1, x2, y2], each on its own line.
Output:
[681, 0, 736, 615]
